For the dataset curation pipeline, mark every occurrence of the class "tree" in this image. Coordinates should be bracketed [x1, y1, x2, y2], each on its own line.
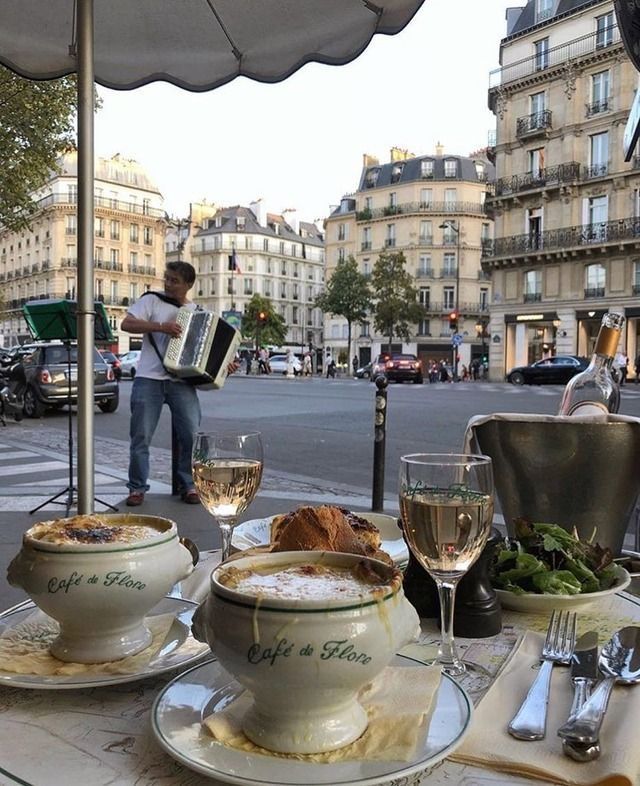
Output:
[315, 256, 371, 375]
[0, 68, 78, 231]
[242, 294, 287, 350]
[370, 251, 425, 350]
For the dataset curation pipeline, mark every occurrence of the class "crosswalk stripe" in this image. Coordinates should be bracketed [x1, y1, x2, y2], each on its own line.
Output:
[1, 460, 68, 476]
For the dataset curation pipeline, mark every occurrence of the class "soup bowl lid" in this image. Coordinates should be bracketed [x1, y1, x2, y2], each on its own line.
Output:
[211, 550, 402, 612]
[23, 513, 178, 553]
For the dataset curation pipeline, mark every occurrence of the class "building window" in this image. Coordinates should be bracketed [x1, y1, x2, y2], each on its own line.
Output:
[534, 37, 549, 70]
[585, 195, 608, 241]
[417, 255, 431, 276]
[236, 216, 245, 231]
[443, 253, 456, 277]
[421, 159, 434, 178]
[364, 196, 373, 211]
[95, 218, 105, 238]
[130, 282, 138, 301]
[588, 132, 609, 177]
[243, 278, 253, 295]
[391, 162, 404, 183]
[130, 251, 138, 268]
[524, 270, 542, 302]
[143, 226, 153, 244]
[596, 12, 614, 48]
[480, 288, 489, 310]
[279, 241, 285, 255]
[444, 189, 457, 207]
[481, 223, 491, 242]
[420, 188, 432, 208]
[528, 147, 545, 176]
[142, 198, 150, 215]
[280, 283, 287, 298]
[444, 159, 458, 178]
[385, 224, 396, 247]
[338, 223, 346, 241]
[110, 220, 120, 240]
[633, 261, 640, 294]
[417, 318, 430, 336]
[338, 247, 346, 262]
[443, 286, 454, 309]
[110, 280, 118, 301]
[365, 167, 380, 188]
[263, 238, 269, 251]
[530, 91, 546, 115]
[585, 263, 605, 297]
[442, 223, 457, 246]
[129, 224, 139, 243]
[110, 248, 119, 264]
[292, 306, 298, 324]
[389, 192, 397, 208]
[419, 287, 430, 307]
[65, 215, 77, 235]
[419, 221, 432, 244]
[589, 70, 610, 115]
[361, 227, 372, 251]
[536, 0, 553, 21]
[68, 184, 78, 203]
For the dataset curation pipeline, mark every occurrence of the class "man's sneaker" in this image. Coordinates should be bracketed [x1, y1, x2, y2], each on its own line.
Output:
[182, 489, 200, 505]
[126, 491, 145, 507]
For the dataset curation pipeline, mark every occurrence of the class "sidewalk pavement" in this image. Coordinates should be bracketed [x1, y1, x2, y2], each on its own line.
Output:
[0, 425, 397, 610]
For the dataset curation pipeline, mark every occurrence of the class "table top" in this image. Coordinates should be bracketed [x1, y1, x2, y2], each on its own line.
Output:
[1, 552, 639, 786]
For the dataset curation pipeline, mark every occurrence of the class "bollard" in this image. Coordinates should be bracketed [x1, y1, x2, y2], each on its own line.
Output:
[371, 375, 388, 512]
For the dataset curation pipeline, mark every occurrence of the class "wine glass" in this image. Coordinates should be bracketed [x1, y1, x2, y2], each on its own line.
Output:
[399, 453, 494, 677]
[192, 431, 264, 561]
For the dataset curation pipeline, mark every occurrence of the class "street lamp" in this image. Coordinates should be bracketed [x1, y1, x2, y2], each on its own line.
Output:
[163, 212, 202, 255]
[439, 219, 460, 380]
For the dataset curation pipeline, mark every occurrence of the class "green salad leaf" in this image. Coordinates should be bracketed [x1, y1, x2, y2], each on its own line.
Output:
[490, 518, 616, 596]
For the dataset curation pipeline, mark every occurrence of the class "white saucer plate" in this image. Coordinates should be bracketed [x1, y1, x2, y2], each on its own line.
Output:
[232, 511, 409, 567]
[151, 655, 472, 786]
[0, 596, 210, 690]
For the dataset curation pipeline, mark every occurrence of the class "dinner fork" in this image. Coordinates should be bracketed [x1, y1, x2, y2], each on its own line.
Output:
[508, 609, 577, 741]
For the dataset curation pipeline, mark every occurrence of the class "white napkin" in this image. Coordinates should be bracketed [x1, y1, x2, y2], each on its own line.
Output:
[450, 631, 640, 786]
[203, 664, 441, 762]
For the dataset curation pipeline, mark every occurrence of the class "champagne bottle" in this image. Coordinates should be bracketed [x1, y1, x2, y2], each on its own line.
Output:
[558, 312, 624, 416]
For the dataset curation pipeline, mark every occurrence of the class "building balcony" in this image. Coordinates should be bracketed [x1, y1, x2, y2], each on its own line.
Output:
[633, 284, 640, 295]
[355, 201, 488, 222]
[516, 110, 552, 139]
[439, 269, 458, 279]
[584, 287, 605, 299]
[33, 192, 165, 219]
[423, 301, 486, 315]
[523, 292, 542, 303]
[489, 24, 621, 91]
[60, 257, 78, 268]
[361, 241, 372, 251]
[491, 162, 580, 197]
[482, 216, 640, 264]
[385, 238, 396, 248]
[586, 98, 611, 117]
[416, 268, 434, 279]
[583, 163, 608, 180]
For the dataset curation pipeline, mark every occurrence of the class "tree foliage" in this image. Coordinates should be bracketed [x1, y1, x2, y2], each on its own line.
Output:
[370, 251, 425, 349]
[0, 68, 78, 231]
[315, 256, 371, 371]
[242, 294, 287, 348]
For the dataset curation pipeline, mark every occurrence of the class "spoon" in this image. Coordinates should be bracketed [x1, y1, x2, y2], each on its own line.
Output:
[558, 626, 640, 746]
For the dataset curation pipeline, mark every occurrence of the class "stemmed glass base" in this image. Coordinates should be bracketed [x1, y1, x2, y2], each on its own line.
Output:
[218, 519, 235, 563]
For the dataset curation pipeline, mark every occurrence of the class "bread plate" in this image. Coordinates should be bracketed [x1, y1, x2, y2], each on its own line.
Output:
[232, 511, 409, 567]
[494, 564, 631, 613]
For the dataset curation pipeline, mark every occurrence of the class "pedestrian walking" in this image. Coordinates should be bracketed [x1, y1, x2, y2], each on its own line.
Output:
[326, 359, 336, 378]
[635, 353, 640, 384]
[352, 356, 359, 376]
[303, 353, 313, 377]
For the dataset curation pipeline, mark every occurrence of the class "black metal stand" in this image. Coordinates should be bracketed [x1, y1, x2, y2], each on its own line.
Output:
[29, 339, 118, 516]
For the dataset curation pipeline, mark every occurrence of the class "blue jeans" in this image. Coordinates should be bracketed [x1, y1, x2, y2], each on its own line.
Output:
[128, 377, 201, 494]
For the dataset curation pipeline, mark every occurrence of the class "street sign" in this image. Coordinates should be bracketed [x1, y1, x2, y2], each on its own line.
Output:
[451, 333, 463, 347]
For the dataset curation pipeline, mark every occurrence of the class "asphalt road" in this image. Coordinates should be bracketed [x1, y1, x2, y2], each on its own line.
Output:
[14, 374, 640, 497]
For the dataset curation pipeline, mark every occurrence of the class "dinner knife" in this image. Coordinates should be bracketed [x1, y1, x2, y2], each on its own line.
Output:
[566, 630, 599, 720]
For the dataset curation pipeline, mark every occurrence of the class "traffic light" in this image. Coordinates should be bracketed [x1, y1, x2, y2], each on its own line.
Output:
[449, 311, 458, 331]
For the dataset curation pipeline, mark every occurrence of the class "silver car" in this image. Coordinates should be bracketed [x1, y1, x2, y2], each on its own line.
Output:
[119, 350, 141, 378]
[268, 354, 302, 375]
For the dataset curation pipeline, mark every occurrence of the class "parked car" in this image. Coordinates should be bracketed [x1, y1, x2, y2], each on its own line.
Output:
[99, 350, 122, 380]
[355, 361, 373, 379]
[268, 354, 303, 375]
[119, 350, 142, 378]
[370, 352, 423, 384]
[16, 341, 119, 417]
[506, 355, 589, 385]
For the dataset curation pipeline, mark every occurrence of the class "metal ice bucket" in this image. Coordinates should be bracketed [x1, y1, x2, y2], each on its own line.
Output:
[465, 414, 640, 555]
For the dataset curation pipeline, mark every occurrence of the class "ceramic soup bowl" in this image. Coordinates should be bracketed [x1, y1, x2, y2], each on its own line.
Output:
[7, 513, 196, 663]
[192, 550, 420, 754]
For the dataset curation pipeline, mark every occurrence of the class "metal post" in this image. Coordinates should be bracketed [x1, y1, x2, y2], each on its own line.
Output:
[454, 221, 461, 382]
[76, 0, 96, 514]
[372, 375, 388, 512]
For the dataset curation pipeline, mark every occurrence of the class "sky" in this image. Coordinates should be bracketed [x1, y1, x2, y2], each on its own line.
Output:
[94, 0, 512, 225]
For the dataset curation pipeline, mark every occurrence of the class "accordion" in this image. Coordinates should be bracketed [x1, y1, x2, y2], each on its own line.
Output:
[164, 308, 241, 390]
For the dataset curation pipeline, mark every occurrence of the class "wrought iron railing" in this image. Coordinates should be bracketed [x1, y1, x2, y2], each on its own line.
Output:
[33, 192, 165, 218]
[489, 25, 621, 88]
[492, 162, 580, 197]
[586, 98, 611, 117]
[516, 110, 552, 137]
[482, 216, 640, 258]
[356, 201, 487, 221]
[584, 286, 605, 298]
[524, 292, 542, 303]
[583, 163, 608, 179]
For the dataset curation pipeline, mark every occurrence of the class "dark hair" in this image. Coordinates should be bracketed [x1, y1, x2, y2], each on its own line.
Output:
[166, 260, 196, 286]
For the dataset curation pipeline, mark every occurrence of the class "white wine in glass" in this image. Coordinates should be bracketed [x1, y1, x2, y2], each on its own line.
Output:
[399, 453, 494, 677]
[192, 432, 263, 561]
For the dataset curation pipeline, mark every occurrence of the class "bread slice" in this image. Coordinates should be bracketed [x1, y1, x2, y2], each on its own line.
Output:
[273, 505, 368, 556]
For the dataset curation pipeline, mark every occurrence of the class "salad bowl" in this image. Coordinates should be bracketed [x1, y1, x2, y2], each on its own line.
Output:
[495, 564, 631, 612]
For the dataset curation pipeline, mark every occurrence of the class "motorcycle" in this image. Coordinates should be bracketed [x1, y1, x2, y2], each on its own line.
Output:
[0, 356, 25, 425]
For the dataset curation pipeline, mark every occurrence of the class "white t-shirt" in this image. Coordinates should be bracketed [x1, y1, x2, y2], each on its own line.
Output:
[126, 294, 197, 380]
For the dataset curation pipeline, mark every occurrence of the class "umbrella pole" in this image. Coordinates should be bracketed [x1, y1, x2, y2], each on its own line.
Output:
[76, 0, 96, 514]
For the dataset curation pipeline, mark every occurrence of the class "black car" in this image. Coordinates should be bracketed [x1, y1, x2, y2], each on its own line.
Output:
[506, 355, 589, 385]
[17, 341, 119, 417]
[355, 362, 373, 379]
[377, 353, 423, 384]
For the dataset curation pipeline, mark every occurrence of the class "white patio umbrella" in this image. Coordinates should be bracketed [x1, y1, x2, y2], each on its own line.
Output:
[0, 0, 425, 512]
